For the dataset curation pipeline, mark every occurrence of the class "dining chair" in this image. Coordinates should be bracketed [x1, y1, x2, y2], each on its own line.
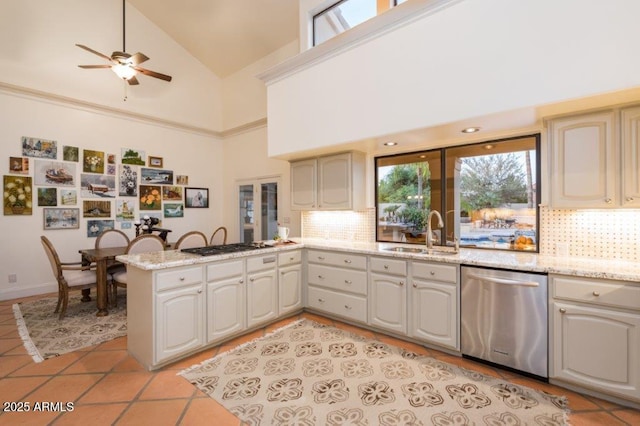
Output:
[175, 231, 208, 250]
[41, 236, 97, 320]
[110, 234, 165, 307]
[209, 226, 227, 245]
[95, 229, 130, 249]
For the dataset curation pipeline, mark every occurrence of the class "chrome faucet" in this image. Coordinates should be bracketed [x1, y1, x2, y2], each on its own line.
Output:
[425, 210, 444, 249]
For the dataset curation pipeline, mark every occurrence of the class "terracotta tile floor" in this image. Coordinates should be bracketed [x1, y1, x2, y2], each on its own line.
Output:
[1, 295, 639, 425]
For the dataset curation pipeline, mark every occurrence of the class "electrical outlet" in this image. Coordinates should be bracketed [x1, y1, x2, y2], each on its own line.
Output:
[8, 273, 17, 284]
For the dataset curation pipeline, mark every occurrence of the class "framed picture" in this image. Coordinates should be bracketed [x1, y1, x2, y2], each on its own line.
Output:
[60, 189, 77, 205]
[176, 175, 188, 185]
[83, 200, 111, 218]
[162, 186, 182, 201]
[185, 187, 208, 208]
[87, 220, 114, 237]
[3, 175, 32, 215]
[63, 146, 79, 162]
[80, 174, 116, 198]
[34, 160, 76, 187]
[118, 165, 138, 197]
[139, 185, 162, 210]
[163, 203, 184, 218]
[38, 188, 57, 206]
[83, 149, 105, 174]
[9, 157, 29, 174]
[141, 167, 174, 185]
[116, 199, 135, 221]
[22, 136, 57, 159]
[148, 156, 163, 168]
[43, 208, 79, 230]
[121, 148, 146, 165]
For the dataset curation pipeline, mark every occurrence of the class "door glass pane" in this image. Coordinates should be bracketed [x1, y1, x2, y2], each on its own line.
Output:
[261, 182, 278, 240]
[239, 184, 254, 243]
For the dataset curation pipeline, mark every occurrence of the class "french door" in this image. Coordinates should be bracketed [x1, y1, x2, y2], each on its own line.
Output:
[238, 177, 281, 243]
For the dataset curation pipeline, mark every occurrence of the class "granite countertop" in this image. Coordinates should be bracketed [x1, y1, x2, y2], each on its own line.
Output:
[117, 238, 640, 283]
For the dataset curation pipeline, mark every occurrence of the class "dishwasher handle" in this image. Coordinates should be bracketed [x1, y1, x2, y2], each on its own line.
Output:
[466, 273, 540, 287]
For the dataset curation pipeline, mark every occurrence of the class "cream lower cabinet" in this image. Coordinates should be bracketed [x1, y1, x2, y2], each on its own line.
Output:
[154, 266, 205, 365]
[369, 257, 407, 334]
[306, 249, 367, 322]
[278, 250, 303, 315]
[246, 254, 278, 328]
[409, 261, 459, 350]
[550, 275, 640, 402]
[206, 260, 245, 344]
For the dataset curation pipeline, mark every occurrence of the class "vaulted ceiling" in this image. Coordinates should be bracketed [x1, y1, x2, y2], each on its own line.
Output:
[128, 0, 300, 78]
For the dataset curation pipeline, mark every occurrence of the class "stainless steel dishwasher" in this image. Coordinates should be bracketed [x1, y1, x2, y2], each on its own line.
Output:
[461, 266, 548, 378]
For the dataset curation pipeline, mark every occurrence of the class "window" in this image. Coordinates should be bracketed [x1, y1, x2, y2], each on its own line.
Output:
[375, 135, 540, 252]
[313, 0, 404, 46]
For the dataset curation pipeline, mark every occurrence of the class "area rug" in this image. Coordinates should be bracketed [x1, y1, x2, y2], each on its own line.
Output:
[12, 293, 127, 362]
[179, 319, 569, 425]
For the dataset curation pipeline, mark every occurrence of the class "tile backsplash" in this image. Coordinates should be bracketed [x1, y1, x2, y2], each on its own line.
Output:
[302, 207, 640, 262]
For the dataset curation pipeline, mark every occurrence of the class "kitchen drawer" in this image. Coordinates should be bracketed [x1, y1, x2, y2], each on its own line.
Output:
[247, 254, 278, 273]
[370, 257, 407, 276]
[307, 286, 367, 323]
[307, 250, 366, 270]
[308, 264, 367, 295]
[551, 275, 640, 311]
[412, 261, 457, 283]
[206, 260, 243, 281]
[278, 250, 302, 267]
[156, 266, 203, 292]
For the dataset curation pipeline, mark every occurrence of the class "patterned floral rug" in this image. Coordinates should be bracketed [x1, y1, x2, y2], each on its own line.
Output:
[13, 293, 127, 362]
[180, 319, 569, 425]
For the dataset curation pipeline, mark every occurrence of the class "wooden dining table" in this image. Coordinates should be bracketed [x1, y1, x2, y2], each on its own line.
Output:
[78, 246, 127, 316]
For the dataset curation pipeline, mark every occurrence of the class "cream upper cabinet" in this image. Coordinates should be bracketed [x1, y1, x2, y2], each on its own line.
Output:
[622, 106, 640, 206]
[548, 110, 616, 208]
[290, 152, 366, 210]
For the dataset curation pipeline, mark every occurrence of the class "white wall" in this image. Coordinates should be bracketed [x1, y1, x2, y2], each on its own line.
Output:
[0, 0, 222, 132]
[267, 0, 640, 157]
[0, 0, 226, 300]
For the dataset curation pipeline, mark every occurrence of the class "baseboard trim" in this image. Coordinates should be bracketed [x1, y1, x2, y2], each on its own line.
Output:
[0, 283, 57, 302]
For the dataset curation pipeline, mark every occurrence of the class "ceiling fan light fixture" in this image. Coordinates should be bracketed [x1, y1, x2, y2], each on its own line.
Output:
[112, 64, 137, 80]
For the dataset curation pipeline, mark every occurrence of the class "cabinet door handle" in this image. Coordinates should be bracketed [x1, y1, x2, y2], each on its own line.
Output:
[592, 291, 600, 297]
[318, 298, 325, 303]
[281, 271, 285, 275]
[344, 305, 352, 310]
[605, 198, 612, 204]
[344, 280, 352, 284]
[344, 259, 352, 264]
[384, 265, 389, 270]
[398, 281, 404, 286]
[239, 279, 244, 284]
[197, 289, 202, 294]
[412, 283, 417, 288]
[249, 277, 254, 282]
[559, 308, 566, 313]
[626, 197, 634, 202]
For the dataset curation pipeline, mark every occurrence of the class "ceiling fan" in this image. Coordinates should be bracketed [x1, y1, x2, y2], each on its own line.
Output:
[76, 0, 172, 85]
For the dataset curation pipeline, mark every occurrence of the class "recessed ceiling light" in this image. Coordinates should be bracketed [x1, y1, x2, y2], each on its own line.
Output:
[383, 141, 397, 146]
[461, 127, 480, 133]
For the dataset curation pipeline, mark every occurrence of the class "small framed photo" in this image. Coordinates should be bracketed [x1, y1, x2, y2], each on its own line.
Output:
[10, 157, 29, 174]
[148, 156, 163, 168]
[176, 175, 188, 185]
[38, 188, 57, 206]
[185, 187, 208, 208]
[43, 208, 79, 230]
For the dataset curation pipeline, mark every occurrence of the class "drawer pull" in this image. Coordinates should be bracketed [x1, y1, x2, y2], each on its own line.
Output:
[384, 265, 389, 270]
[344, 280, 352, 284]
[627, 197, 634, 202]
[197, 289, 202, 294]
[289, 256, 295, 261]
[430, 271, 435, 276]
[239, 279, 244, 284]
[413, 283, 417, 288]
[318, 298, 325, 303]
[263, 256, 276, 264]
[179, 277, 185, 281]
[592, 291, 600, 297]
[344, 305, 352, 310]
[344, 259, 352, 264]
[605, 198, 612, 204]
[559, 308, 566, 314]
[250, 277, 255, 282]
[318, 275, 325, 280]
[318, 256, 325, 260]
[399, 281, 404, 286]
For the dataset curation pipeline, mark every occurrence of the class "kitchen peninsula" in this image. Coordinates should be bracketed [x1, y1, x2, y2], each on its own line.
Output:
[118, 239, 640, 407]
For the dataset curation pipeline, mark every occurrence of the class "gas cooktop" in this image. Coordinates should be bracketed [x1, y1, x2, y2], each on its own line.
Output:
[181, 242, 273, 256]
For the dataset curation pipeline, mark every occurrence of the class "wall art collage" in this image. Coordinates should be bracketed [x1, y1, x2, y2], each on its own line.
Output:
[4, 136, 204, 237]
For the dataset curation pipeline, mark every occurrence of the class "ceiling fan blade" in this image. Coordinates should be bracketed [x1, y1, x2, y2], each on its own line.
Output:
[78, 64, 112, 69]
[76, 44, 113, 62]
[133, 67, 172, 82]
[127, 52, 149, 66]
[127, 76, 140, 85]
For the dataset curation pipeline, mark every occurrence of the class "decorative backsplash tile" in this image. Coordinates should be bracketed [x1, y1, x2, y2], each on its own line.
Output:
[303, 207, 640, 262]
